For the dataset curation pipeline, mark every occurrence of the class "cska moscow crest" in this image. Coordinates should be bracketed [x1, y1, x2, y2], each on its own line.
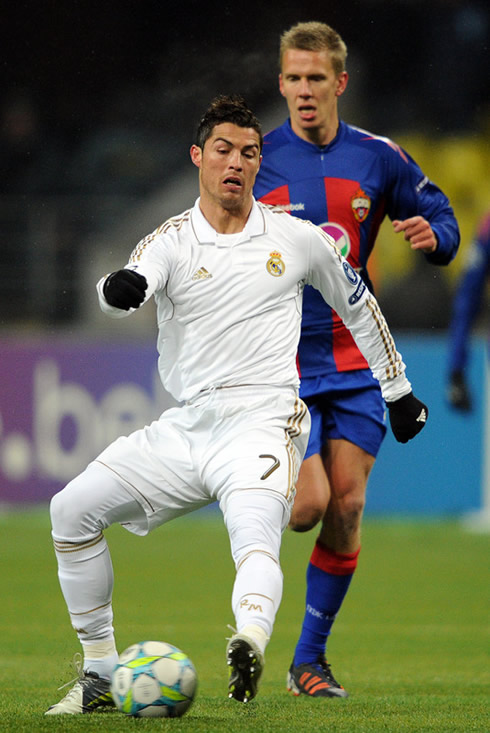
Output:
[266, 251, 285, 277]
[351, 188, 371, 222]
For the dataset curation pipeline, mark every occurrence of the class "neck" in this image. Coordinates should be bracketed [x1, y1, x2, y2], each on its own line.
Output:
[292, 114, 339, 147]
[199, 197, 253, 234]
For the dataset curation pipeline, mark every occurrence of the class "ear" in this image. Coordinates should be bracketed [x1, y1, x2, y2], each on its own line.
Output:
[335, 71, 349, 98]
[190, 144, 202, 168]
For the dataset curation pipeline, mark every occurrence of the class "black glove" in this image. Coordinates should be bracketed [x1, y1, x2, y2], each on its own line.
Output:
[103, 269, 148, 310]
[446, 369, 472, 411]
[387, 392, 428, 443]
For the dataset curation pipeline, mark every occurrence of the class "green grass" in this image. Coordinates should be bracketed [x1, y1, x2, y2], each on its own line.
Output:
[0, 508, 488, 732]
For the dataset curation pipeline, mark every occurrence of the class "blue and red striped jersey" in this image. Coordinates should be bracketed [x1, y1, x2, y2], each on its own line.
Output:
[254, 119, 460, 377]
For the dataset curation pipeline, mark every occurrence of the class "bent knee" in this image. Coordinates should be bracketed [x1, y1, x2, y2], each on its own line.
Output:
[49, 478, 99, 539]
[324, 491, 366, 541]
[50, 486, 81, 536]
[289, 502, 325, 532]
[337, 490, 366, 520]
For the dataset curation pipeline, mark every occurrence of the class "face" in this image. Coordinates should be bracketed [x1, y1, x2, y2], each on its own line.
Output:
[279, 48, 348, 143]
[190, 122, 262, 212]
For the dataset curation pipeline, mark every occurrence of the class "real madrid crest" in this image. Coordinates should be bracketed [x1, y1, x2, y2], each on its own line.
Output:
[266, 251, 285, 277]
[351, 188, 371, 223]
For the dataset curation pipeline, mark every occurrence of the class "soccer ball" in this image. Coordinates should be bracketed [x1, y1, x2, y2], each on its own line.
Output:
[110, 640, 197, 718]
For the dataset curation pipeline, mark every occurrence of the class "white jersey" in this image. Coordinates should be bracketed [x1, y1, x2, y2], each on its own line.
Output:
[97, 198, 411, 403]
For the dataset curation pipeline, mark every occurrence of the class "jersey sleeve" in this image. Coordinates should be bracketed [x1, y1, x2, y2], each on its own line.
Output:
[97, 227, 174, 317]
[306, 223, 412, 401]
[384, 143, 460, 265]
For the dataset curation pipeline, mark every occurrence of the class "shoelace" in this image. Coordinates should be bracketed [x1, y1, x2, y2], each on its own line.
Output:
[57, 652, 83, 692]
[318, 658, 341, 686]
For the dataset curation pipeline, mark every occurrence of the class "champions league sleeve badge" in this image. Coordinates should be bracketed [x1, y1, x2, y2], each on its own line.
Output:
[266, 251, 286, 277]
[342, 260, 358, 284]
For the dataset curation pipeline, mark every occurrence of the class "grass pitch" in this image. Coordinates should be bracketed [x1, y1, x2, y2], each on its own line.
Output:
[0, 507, 488, 732]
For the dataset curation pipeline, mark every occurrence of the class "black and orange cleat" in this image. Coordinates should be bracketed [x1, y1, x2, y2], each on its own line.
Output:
[286, 656, 348, 698]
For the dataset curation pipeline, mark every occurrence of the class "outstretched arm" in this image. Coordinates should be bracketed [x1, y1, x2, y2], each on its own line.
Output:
[96, 226, 173, 318]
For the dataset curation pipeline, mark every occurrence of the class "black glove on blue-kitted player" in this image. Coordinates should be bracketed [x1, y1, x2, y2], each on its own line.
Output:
[446, 369, 472, 412]
[387, 392, 428, 443]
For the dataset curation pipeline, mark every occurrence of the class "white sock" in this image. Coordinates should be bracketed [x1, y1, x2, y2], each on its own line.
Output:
[238, 624, 270, 654]
[232, 552, 283, 643]
[53, 533, 115, 641]
[82, 640, 119, 680]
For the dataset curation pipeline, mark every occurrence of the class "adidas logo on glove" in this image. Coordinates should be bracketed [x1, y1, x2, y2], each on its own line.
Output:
[387, 392, 429, 443]
[416, 408, 427, 423]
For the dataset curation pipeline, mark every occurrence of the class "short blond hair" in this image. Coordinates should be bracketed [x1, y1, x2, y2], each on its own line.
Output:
[279, 21, 347, 76]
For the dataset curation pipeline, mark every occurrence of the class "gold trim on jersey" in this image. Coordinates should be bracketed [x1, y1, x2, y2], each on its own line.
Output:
[129, 209, 192, 262]
[365, 294, 404, 378]
[130, 233, 153, 262]
[308, 219, 344, 260]
[284, 397, 309, 500]
[157, 209, 192, 236]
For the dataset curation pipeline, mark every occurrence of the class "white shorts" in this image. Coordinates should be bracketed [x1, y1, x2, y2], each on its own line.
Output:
[93, 385, 310, 535]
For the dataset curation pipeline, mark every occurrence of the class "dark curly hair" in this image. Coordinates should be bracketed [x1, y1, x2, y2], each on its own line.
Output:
[195, 95, 263, 151]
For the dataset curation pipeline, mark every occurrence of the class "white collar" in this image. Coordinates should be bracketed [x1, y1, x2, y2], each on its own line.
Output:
[190, 197, 266, 247]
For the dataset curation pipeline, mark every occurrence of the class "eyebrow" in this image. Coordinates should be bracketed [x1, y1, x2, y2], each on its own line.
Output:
[284, 71, 328, 78]
[213, 136, 260, 151]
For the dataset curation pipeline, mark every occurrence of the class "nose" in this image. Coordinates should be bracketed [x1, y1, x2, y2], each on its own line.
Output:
[298, 77, 312, 97]
[229, 149, 242, 169]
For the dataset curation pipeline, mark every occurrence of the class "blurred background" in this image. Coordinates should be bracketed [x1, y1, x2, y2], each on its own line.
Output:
[1, 0, 489, 519]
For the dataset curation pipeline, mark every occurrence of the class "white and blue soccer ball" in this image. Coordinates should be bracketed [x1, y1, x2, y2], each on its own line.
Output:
[110, 640, 197, 718]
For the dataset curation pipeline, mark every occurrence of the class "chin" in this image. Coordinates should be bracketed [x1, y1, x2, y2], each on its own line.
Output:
[221, 198, 242, 211]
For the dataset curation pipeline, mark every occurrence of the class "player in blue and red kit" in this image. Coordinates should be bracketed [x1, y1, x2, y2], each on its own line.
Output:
[254, 21, 460, 697]
[447, 210, 490, 411]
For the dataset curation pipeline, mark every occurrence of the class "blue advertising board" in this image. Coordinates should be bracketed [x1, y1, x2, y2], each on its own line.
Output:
[0, 333, 486, 515]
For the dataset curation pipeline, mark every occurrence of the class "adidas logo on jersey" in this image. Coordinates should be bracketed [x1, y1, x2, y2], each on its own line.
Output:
[192, 267, 213, 281]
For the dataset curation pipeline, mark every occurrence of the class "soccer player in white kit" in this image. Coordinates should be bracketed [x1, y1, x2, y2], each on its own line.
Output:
[46, 95, 428, 713]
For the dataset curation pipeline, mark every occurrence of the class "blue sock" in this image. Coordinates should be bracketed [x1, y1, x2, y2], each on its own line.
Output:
[293, 542, 360, 667]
